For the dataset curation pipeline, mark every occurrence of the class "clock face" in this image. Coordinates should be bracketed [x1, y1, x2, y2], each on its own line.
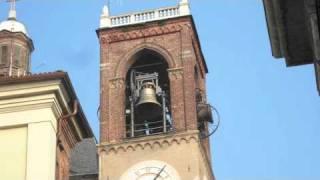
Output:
[134, 166, 170, 180]
[120, 160, 180, 180]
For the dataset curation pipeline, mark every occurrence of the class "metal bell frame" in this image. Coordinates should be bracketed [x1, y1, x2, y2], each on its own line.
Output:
[128, 71, 170, 137]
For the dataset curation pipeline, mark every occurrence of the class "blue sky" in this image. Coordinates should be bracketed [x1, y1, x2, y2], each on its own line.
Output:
[1, 0, 320, 179]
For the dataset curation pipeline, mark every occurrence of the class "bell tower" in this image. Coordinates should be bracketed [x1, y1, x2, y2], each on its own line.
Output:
[0, 0, 34, 77]
[97, 1, 215, 179]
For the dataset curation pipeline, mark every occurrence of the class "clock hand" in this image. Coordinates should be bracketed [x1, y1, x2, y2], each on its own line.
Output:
[153, 165, 166, 180]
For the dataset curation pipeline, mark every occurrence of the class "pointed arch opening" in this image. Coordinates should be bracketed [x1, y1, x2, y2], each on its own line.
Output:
[124, 48, 173, 138]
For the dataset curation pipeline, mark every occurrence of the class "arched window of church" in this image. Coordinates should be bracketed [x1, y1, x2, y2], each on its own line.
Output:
[125, 49, 172, 138]
[0, 46, 8, 65]
[14, 45, 21, 67]
[26, 51, 30, 69]
[0, 46, 2, 65]
[20, 49, 27, 69]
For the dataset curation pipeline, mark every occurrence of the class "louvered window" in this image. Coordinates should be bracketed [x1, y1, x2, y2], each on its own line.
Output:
[14, 46, 21, 67]
[0, 46, 8, 65]
[20, 49, 26, 69]
[0, 47, 2, 65]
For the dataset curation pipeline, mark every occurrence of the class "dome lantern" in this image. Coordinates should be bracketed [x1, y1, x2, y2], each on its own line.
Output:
[0, 0, 34, 77]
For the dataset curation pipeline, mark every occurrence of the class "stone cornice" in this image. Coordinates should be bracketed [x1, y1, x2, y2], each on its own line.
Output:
[0, 79, 84, 141]
[0, 80, 64, 118]
[0, 94, 61, 116]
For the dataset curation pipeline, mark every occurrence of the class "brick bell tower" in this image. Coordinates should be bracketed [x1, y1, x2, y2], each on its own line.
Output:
[97, 0, 215, 179]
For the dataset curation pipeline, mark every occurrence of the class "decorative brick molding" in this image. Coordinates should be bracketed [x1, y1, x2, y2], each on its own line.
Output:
[100, 24, 183, 44]
[98, 131, 200, 155]
[115, 42, 177, 77]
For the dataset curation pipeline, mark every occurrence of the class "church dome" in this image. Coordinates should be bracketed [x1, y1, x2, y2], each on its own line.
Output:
[0, 19, 28, 37]
[0, 9, 33, 77]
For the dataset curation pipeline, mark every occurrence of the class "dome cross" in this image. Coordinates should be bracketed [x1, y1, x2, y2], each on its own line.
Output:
[6, 0, 20, 19]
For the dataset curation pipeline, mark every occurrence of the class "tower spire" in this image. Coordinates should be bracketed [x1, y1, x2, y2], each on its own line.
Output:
[100, 1, 111, 27]
[179, 0, 190, 16]
[7, 0, 18, 20]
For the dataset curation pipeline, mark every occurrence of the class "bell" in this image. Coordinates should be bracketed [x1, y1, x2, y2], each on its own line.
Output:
[135, 82, 162, 122]
[197, 103, 213, 123]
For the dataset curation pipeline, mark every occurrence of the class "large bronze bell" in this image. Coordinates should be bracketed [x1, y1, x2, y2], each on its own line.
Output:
[135, 82, 162, 123]
[197, 103, 213, 123]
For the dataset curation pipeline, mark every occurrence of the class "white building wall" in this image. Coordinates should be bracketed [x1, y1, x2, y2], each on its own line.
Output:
[0, 107, 58, 180]
[26, 121, 57, 180]
[0, 81, 70, 180]
[0, 126, 27, 180]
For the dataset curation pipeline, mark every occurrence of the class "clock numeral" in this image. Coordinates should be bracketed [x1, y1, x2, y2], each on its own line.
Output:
[135, 170, 141, 176]
[146, 167, 151, 173]
[128, 162, 173, 179]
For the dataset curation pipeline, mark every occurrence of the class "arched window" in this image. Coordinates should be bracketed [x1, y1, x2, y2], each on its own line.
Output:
[21, 49, 29, 70]
[14, 45, 21, 67]
[125, 49, 172, 138]
[0, 46, 9, 65]
[20, 49, 26, 69]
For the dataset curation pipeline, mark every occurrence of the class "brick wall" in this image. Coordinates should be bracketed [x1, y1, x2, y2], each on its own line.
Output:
[98, 16, 208, 145]
[0, 31, 33, 77]
[56, 116, 81, 180]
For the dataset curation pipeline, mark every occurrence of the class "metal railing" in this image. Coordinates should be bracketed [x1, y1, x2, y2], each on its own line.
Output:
[126, 120, 173, 138]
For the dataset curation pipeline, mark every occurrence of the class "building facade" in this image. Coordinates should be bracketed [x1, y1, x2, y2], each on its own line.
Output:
[0, 4, 95, 180]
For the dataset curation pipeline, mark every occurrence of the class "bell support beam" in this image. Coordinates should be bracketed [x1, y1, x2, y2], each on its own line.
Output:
[162, 92, 167, 133]
[130, 96, 135, 138]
